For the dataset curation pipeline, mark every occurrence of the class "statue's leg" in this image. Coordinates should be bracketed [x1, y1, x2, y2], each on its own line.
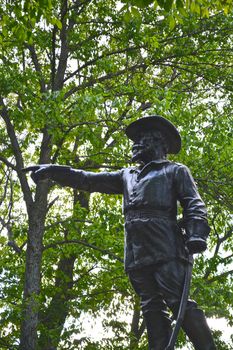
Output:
[143, 309, 172, 350]
[153, 260, 216, 350]
[128, 266, 172, 350]
[182, 308, 216, 350]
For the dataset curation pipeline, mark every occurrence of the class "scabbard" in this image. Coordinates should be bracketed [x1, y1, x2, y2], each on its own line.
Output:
[165, 254, 194, 350]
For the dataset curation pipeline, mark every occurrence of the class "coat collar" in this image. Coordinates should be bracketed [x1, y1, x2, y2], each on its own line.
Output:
[129, 159, 171, 175]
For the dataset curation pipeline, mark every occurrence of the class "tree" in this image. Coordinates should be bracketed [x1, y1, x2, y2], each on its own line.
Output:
[0, 1, 232, 349]
[124, 0, 233, 14]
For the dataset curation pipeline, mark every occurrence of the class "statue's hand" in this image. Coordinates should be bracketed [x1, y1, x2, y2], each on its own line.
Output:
[22, 164, 72, 184]
[186, 236, 207, 255]
[22, 164, 54, 184]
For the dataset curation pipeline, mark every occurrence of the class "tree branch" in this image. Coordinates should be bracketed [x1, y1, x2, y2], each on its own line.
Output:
[26, 44, 46, 93]
[64, 63, 147, 99]
[0, 156, 16, 171]
[43, 239, 124, 263]
[51, 25, 58, 90]
[206, 269, 233, 284]
[64, 45, 143, 83]
[0, 168, 10, 206]
[0, 98, 33, 209]
[53, 0, 69, 90]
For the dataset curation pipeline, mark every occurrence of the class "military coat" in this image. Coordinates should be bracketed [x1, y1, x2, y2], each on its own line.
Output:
[53, 160, 209, 271]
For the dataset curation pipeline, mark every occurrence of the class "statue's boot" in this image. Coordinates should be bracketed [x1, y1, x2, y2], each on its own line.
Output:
[182, 308, 216, 350]
[143, 310, 172, 350]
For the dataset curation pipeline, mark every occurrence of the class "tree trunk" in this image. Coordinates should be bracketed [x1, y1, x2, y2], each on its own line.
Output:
[37, 190, 88, 349]
[38, 256, 76, 350]
[129, 298, 145, 349]
[20, 217, 44, 349]
[19, 182, 50, 350]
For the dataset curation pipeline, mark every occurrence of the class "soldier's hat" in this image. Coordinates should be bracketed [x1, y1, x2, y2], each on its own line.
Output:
[125, 115, 181, 154]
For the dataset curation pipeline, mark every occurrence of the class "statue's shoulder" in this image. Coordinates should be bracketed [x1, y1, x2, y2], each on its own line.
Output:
[167, 161, 190, 174]
[170, 161, 186, 168]
[168, 162, 193, 180]
[166, 161, 183, 168]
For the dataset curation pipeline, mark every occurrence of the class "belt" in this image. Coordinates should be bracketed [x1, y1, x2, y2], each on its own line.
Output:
[125, 208, 176, 221]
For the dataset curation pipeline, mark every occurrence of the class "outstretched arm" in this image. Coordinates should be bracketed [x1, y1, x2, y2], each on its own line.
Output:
[23, 164, 123, 194]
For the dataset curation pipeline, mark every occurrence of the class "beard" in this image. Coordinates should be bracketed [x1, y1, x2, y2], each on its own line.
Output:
[131, 145, 165, 164]
[132, 148, 158, 163]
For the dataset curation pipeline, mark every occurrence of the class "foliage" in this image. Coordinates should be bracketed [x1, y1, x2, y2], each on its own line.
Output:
[124, 0, 233, 12]
[122, 0, 233, 29]
[0, 0, 233, 349]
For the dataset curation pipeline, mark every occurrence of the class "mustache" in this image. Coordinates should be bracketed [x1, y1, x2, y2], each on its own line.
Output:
[132, 144, 146, 152]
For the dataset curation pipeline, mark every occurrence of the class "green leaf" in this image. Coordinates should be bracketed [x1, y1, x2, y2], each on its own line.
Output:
[190, 1, 201, 14]
[157, 0, 174, 11]
[132, 0, 154, 7]
[201, 7, 210, 18]
[51, 17, 62, 29]
[131, 6, 141, 19]
[164, 0, 174, 11]
[176, 0, 184, 9]
[168, 14, 176, 29]
[123, 10, 132, 22]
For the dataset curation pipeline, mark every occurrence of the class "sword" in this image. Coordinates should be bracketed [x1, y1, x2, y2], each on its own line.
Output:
[165, 254, 194, 350]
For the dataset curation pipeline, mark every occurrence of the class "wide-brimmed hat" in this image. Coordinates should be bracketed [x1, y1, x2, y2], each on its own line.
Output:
[125, 115, 181, 154]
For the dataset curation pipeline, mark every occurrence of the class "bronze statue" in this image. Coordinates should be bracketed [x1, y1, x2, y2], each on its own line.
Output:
[24, 116, 216, 350]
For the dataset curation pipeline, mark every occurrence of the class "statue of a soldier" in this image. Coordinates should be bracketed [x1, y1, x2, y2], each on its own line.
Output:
[24, 116, 216, 350]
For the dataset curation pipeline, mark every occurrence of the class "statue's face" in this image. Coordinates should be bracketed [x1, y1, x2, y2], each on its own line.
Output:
[131, 130, 166, 164]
